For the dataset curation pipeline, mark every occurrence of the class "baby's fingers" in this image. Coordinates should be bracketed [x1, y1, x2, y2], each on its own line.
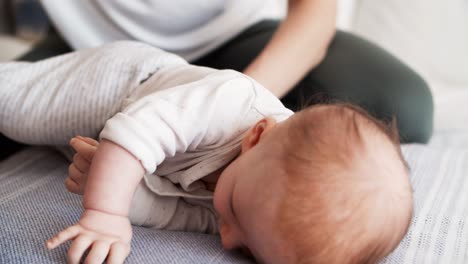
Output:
[76, 136, 99, 147]
[64, 176, 83, 194]
[107, 242, 130, 264]
[46, 225, 81, 249]
[68, 236, 94, 264]
[72, 153, 91, 173]
[84, 240, 110, 264]
[70, 138, 98, 162]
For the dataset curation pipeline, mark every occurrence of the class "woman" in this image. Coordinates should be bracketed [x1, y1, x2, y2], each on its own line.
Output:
[1, 0, 433, 159]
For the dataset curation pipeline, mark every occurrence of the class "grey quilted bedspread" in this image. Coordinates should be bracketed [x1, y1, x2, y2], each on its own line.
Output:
[1, 132, 468, 263]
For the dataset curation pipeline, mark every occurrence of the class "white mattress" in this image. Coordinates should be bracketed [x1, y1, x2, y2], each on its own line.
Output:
[1, 131, 468, 263]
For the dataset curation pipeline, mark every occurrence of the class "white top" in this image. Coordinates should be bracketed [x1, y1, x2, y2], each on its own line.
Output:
[96, 45, 293, 232]
[100, 62, 293, 197]
[39, 0, 286, 61]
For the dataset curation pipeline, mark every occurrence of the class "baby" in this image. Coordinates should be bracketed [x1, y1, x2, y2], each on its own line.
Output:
[0, 41, 412, 264]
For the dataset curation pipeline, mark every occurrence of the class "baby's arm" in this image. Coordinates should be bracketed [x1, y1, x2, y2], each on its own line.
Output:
[47, 140, 144, 264]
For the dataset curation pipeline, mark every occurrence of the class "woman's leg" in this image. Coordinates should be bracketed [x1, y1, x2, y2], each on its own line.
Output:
[194, 20, 434, 143]
[17, 29, 72, 61]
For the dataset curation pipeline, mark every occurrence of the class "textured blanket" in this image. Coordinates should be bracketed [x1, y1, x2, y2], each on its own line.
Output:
[1, 132, 468, 263]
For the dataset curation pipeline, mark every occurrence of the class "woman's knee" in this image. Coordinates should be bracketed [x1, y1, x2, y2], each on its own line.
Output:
[371, 69, 434, 144]
[286, 31, 434, 143]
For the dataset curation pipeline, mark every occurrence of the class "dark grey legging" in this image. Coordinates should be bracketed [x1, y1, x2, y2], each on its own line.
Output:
[0, 20, 433, 159]
[194, 20, 433, 144]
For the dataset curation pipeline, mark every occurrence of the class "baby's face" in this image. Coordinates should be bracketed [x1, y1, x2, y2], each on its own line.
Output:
[213, 151, 291, 263]
[213, 117, 294, 263]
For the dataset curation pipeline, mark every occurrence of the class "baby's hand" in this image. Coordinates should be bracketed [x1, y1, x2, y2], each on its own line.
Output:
[47, 209, 132, 264]
[65, 136, 99, 194]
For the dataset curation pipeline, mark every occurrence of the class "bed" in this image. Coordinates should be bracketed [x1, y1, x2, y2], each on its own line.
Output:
[1, 130, 468, 263]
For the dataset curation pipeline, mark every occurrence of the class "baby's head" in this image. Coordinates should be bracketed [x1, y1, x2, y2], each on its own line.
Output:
[214, 103, 413, 264]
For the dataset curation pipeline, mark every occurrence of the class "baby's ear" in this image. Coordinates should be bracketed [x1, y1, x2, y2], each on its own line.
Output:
[241, 117, 276, 153]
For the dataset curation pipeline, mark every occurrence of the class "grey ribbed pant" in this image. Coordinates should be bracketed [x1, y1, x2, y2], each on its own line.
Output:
[0, 41, 182, 146]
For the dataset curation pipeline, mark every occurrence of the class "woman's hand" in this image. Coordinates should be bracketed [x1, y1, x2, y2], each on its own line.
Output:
[46, 209, 132, 264]
[243, 0, 337, 97]
[65, 136, 99, 194]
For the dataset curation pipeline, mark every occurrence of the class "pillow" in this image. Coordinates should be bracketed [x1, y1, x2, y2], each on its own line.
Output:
[352, 0, 468, 85]
[337, 0, 357, 30]
[351, 0, 468, 131]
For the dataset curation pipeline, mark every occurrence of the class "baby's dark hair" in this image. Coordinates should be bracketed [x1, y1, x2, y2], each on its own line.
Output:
[275, 103, 413, 264]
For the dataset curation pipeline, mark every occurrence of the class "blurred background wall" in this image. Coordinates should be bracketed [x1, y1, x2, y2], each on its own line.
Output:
[0, 0, 48, 61]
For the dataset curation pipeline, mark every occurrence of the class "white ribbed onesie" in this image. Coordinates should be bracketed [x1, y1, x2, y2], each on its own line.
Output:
[0, 41, 293, 234]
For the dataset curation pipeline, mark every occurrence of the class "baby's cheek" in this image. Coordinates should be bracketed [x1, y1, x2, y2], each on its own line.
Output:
[218, 221, 240, 249]
[218, 218, 228, 237]
[218, 222, 230, 248]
